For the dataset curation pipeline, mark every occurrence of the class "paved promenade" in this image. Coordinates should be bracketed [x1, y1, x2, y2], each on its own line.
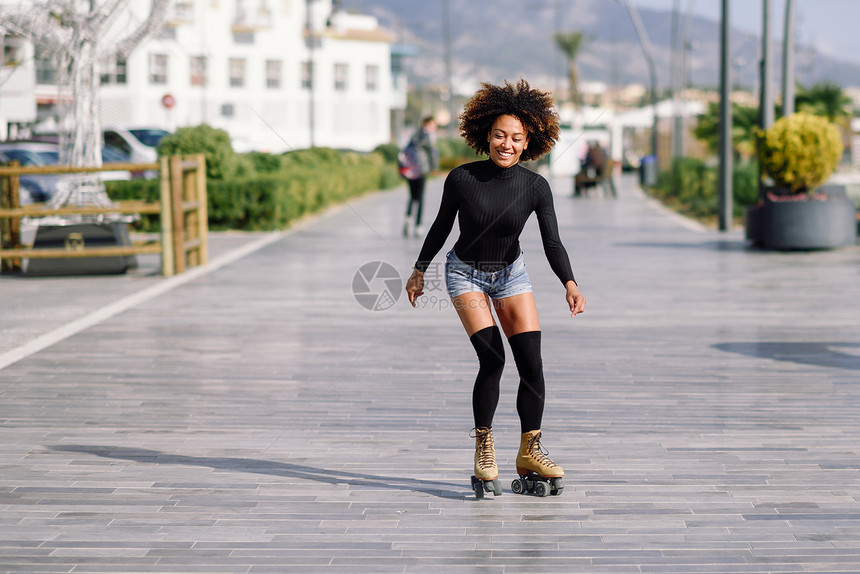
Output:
[1, 172, 859, 573]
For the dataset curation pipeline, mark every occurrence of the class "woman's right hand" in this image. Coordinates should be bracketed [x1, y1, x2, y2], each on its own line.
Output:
[406, 269, 425, 308]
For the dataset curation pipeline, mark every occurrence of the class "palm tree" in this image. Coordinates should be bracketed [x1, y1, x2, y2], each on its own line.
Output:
[794, 83, 852, 126]
[554, 31, 591, 107]
[693, 102, 760, 161]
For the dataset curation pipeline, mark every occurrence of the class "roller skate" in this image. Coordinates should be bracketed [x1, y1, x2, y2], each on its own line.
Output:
[511, 429, 564, 497]
[470, 427, 502, 499]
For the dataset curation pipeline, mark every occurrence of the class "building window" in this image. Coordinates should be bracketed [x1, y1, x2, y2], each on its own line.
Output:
[100, 55, 127, 85]
[35, 58, 56, 84]
[232, 32, 255, 44]
[365, 64, 378, 92]
[265, 59, 281, 89]
[229, 58, 246, 87]
[2, 35, 23, 67]
[301, 61, 313, 90]
[190, 56, 207, 87]
[334, 63, 348, 92]
[149, 53, 168, 84]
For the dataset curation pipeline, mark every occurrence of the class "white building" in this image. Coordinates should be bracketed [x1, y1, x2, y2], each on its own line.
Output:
[0, 33, 37, 140]
[9, 0, 403, 152]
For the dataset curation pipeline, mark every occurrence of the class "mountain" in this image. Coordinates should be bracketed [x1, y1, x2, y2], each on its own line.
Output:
[341, 0, 860, 93]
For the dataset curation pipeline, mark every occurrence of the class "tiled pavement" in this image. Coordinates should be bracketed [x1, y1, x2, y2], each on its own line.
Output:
[1, 172, 859, 573]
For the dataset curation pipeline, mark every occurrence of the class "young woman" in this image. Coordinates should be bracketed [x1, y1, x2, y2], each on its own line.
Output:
[405, 79, 586, 497]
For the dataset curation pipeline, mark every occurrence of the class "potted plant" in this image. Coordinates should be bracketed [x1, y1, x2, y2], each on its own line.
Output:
[746, 112, 857, 249]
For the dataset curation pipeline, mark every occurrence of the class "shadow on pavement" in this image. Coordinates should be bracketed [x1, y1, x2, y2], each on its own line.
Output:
[49, 444, 471, 500]
[714, 342, 860, 371]
[615, 240, 746, 251]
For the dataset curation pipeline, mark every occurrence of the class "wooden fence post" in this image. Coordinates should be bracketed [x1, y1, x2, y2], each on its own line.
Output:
[170, 155, 186, 275]
[0, 162, 22, 273]
[0, 173, 9, 273]
[158, 156, 174, 277]
[195, 154, 209, 266]
[183, 156, 199, 267]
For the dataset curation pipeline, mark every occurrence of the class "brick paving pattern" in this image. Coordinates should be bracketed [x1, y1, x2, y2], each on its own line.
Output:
[1, 173, 859, 573]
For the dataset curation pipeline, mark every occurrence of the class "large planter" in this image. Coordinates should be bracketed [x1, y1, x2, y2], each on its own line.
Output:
[26, 221, 137, 276]
[745, 185, 858, 250]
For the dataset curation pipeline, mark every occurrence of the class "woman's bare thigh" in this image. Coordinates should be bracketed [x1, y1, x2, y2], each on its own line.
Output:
[493, 292, 540, 338]
[451, 291, 495, 337]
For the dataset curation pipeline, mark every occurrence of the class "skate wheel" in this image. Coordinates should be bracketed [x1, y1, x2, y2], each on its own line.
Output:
[470, 476, 485, 499]
[473, 481, 485, 499]
[534, 481, 550, 497]
[550, 477, 564, 496]
[490, 478, 502, 496]
[511, 478, 526, 495]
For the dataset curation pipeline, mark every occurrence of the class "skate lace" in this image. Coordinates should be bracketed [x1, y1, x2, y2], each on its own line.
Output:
[471, 427, 496, 470]
[529, 432, 558, 469]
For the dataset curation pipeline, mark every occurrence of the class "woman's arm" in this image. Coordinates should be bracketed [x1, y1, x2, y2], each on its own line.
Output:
[534, 180, 576, 286]
[414, 173, 459, 273]
[534, 181, 586, 316]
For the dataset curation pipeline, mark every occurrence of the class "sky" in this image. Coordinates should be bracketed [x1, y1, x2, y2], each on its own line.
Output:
[632, 0, 860, 64]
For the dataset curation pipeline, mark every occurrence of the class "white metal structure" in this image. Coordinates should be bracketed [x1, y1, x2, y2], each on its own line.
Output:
[1, 0, 169, 209]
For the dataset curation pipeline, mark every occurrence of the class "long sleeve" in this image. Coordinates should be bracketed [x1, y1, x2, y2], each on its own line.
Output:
[414, 174, 459, 272]
[534, 184, 576, 286]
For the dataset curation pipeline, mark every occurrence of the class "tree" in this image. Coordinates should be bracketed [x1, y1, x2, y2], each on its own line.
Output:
[693, 102, 760, 161]
[1, 0, 169, 207]
[794, 82, 852, 126]
[553, 31, 591, 107]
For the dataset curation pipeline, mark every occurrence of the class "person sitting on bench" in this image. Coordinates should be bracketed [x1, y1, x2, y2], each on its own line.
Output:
[573, 140, 607, 197]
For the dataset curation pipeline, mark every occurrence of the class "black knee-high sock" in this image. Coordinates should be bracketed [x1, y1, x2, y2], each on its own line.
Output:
[469, 326, 505, 429]
[509, 331, 545, 433]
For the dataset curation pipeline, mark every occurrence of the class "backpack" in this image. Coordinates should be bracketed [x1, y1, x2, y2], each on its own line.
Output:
[398, 141, 421, 180]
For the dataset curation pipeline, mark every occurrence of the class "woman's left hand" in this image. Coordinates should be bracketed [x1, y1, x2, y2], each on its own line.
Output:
[565, 281, 585, 317]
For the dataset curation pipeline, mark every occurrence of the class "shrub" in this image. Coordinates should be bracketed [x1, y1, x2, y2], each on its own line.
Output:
[436, 136, 477, 170]
[244, 151, 283, 174]
[373, 142, 400, 164]
[650, 158, 761, 221]
[756, 112, 843, 194]
[104, 179, 160, 231]
[106, 147, 401, 232]
[156, 124, 236, 180]
[732, 161, 760, 207]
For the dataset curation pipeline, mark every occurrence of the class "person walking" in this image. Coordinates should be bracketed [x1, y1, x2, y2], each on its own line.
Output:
[405, 79, 586, 497]
[402, 116, 438, 238]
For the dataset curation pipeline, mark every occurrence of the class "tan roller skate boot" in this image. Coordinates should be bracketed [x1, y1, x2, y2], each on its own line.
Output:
[512, 430, 565, 497]
[470, 427, 502, 498]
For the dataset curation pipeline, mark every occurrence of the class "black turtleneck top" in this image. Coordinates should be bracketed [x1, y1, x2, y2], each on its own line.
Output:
[415, 160, 576, 286]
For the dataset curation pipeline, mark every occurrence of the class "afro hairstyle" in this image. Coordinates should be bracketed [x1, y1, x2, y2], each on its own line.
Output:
[459, 78, 560, 162]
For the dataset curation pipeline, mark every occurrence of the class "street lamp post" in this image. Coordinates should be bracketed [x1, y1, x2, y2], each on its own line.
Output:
[618, 0, 658, 165]
[443, 0, 456, 137]
[671, 0, 682, 158]
[306, 0, 316, 148]
[718, 0, 732, 231]
[760, 0, 774, 129]
[782, 0, 796, 117]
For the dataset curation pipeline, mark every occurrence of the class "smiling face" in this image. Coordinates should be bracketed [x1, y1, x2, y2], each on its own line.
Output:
[487, 114, 529, 168]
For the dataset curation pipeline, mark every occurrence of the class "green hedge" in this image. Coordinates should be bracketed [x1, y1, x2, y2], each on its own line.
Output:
[649, 157, 759, 221]
[105, 147, 401, 232]
[437, 136, 478, 170]
[156, 124, 237, 180]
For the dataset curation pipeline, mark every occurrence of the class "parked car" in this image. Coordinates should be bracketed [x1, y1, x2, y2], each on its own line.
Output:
[0, 149, 55, 204]
[0, 142, 133, 203]
[0, 141, 133, 181]
[103, 127, 169, 164]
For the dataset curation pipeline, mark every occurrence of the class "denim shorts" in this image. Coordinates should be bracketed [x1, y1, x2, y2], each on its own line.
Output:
[445, 249, 533, 300]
